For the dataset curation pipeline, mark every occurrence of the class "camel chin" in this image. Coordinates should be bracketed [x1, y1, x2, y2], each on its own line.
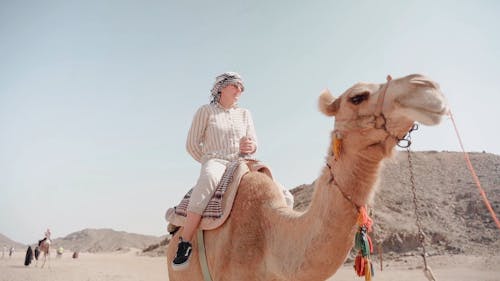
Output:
[401, 107, 448, 126]
[396, 81, 449, 126]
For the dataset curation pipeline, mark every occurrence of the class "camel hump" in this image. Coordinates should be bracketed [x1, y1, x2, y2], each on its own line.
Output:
[245, 159, 274, 179]
[38, 238, 46, 246]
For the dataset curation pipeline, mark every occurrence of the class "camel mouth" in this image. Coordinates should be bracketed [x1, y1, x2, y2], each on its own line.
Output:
[397, 88, 449, 126]
[418, 106, 449, 123]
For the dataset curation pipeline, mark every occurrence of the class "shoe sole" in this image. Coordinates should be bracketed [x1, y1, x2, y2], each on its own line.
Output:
[171, 260, 190, 271]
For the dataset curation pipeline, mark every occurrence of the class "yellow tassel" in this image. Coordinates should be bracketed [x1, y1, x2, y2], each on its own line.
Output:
[365, 259, 372, 281]
[333, 136, 342, 160]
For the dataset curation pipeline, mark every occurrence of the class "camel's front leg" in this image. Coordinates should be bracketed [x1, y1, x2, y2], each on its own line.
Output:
[41, 253, 50, 268]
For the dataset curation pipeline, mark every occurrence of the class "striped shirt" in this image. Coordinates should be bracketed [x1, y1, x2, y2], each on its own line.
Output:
[186, 103, 258, 163]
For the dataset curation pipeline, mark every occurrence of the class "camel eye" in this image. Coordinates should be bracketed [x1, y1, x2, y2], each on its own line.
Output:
[350, 92, 369, 105]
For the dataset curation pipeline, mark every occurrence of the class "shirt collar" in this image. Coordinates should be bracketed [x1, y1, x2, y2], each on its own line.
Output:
[214, 102, 239, 110]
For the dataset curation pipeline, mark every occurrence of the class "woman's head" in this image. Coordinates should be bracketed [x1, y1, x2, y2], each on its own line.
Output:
[210, 72, 245, 104]
[219, 84, 242, 109]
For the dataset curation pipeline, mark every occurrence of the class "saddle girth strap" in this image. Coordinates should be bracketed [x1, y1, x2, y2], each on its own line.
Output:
[197, 229, 213, 281]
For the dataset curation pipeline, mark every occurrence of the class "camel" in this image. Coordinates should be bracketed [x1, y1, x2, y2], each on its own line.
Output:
[36, 239, 51, 268]
[167, 74, 449, 281]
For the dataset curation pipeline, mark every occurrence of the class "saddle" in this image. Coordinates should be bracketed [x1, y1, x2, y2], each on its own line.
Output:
[165, 159, 274, 231]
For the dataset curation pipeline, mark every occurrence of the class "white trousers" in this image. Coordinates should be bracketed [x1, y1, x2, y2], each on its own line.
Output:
[187, 158, 229, 214]
[187, 158, 295, 214]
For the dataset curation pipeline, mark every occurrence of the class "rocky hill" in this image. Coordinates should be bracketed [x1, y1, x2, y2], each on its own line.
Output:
[0, 233, 25, 252]
[292, 151, 500, 257]
[51, 228, 163, 253]
[148, 151, 499, 257]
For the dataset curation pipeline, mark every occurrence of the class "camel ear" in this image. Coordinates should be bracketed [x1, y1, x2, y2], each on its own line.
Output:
[319, 89, 339, 116]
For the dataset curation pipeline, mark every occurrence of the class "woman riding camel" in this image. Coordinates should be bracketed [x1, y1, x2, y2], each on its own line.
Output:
[39, 228, 51, 246]
[172, 72, 258, 270]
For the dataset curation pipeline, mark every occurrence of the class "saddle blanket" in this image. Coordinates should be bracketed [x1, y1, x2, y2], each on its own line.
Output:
[165, 159, 294, 230]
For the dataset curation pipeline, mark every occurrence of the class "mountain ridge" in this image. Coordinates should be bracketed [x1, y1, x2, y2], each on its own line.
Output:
[1, 228, 165, 253]
[51, 228, 164, 252]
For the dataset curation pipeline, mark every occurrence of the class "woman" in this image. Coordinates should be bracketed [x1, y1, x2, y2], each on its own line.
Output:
[172, 72, 258, 270]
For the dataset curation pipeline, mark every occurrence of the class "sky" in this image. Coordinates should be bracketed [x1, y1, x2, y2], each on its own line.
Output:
[1, 0, 499, 244]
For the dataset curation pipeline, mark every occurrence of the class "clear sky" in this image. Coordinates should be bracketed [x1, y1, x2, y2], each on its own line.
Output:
[1, 0, 499, 244]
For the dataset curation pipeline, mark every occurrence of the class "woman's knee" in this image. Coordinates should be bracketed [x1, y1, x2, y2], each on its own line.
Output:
[200, 159, 228, 185]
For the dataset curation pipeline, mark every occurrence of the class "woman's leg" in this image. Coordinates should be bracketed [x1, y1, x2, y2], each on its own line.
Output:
[172, 158, 228, 269]
[181, 211, 202, 242]
[183, 158, 228, 240]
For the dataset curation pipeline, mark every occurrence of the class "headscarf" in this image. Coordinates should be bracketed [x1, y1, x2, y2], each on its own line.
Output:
[210, 72, 245, 104]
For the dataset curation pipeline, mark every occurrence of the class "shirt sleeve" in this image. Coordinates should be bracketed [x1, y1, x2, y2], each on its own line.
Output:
[186, 106, 208, 163]
[245, 109, 258, 153]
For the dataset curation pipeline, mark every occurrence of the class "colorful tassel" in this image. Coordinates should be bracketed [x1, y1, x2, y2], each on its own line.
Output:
[353, 206, 375, 281]
[354, 254, 365, 276]
[357, 206, 373, 232]
[365, 259, 372, 281]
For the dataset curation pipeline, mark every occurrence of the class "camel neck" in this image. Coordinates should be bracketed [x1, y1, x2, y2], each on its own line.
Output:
[283, 168, 359, 280]
[270, 150, 383, 280]
[330, 152, 383, 207]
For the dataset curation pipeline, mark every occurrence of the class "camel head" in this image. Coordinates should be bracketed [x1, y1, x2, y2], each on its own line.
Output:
[319, 74, 449, 157]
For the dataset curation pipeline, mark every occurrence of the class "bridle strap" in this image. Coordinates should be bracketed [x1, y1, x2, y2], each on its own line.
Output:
[326, 162, 361, 210]
[375, 75, 392, 117]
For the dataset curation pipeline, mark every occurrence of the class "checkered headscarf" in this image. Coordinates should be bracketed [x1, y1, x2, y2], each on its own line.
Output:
[210, 72, 245, 104]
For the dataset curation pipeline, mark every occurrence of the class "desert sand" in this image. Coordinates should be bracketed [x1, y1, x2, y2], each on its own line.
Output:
[1, 249, 499, 281]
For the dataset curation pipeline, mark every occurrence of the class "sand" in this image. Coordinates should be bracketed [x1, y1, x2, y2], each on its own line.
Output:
[0, 249, 167, 281]
[1, 250, 499, 281]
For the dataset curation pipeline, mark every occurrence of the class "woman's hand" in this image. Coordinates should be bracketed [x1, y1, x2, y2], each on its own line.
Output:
[239, 137, 255, 155]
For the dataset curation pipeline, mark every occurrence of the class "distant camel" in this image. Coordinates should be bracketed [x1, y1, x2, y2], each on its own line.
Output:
[36, 238, 51, 268]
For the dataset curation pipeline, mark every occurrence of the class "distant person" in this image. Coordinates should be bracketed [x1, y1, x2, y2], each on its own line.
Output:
[72, 251, 79, 259]
[34, 246, 40, 260]
[38, 228, 52, 246]
[171, 72, 257, 270]
[24, 246, 34, 266]
[9, 246, 14, 258]
[56, 247, 64, 258]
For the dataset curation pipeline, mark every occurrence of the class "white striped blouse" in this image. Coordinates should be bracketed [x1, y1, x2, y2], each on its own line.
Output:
[186, 103, 258, 163]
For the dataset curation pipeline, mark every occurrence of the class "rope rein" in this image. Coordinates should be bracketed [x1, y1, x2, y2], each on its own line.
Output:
[449, 111, 500, 230]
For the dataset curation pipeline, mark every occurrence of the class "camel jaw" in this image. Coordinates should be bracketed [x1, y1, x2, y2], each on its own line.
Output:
[395, 88, 449, 126]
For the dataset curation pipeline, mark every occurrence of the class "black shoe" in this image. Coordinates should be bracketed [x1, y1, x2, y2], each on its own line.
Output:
[172, 238, 192, 271]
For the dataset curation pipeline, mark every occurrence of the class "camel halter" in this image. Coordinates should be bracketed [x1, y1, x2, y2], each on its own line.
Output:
[331, 75, 414, 150]
[375, 75, 392, 118]
[374, 75, 417, 148]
